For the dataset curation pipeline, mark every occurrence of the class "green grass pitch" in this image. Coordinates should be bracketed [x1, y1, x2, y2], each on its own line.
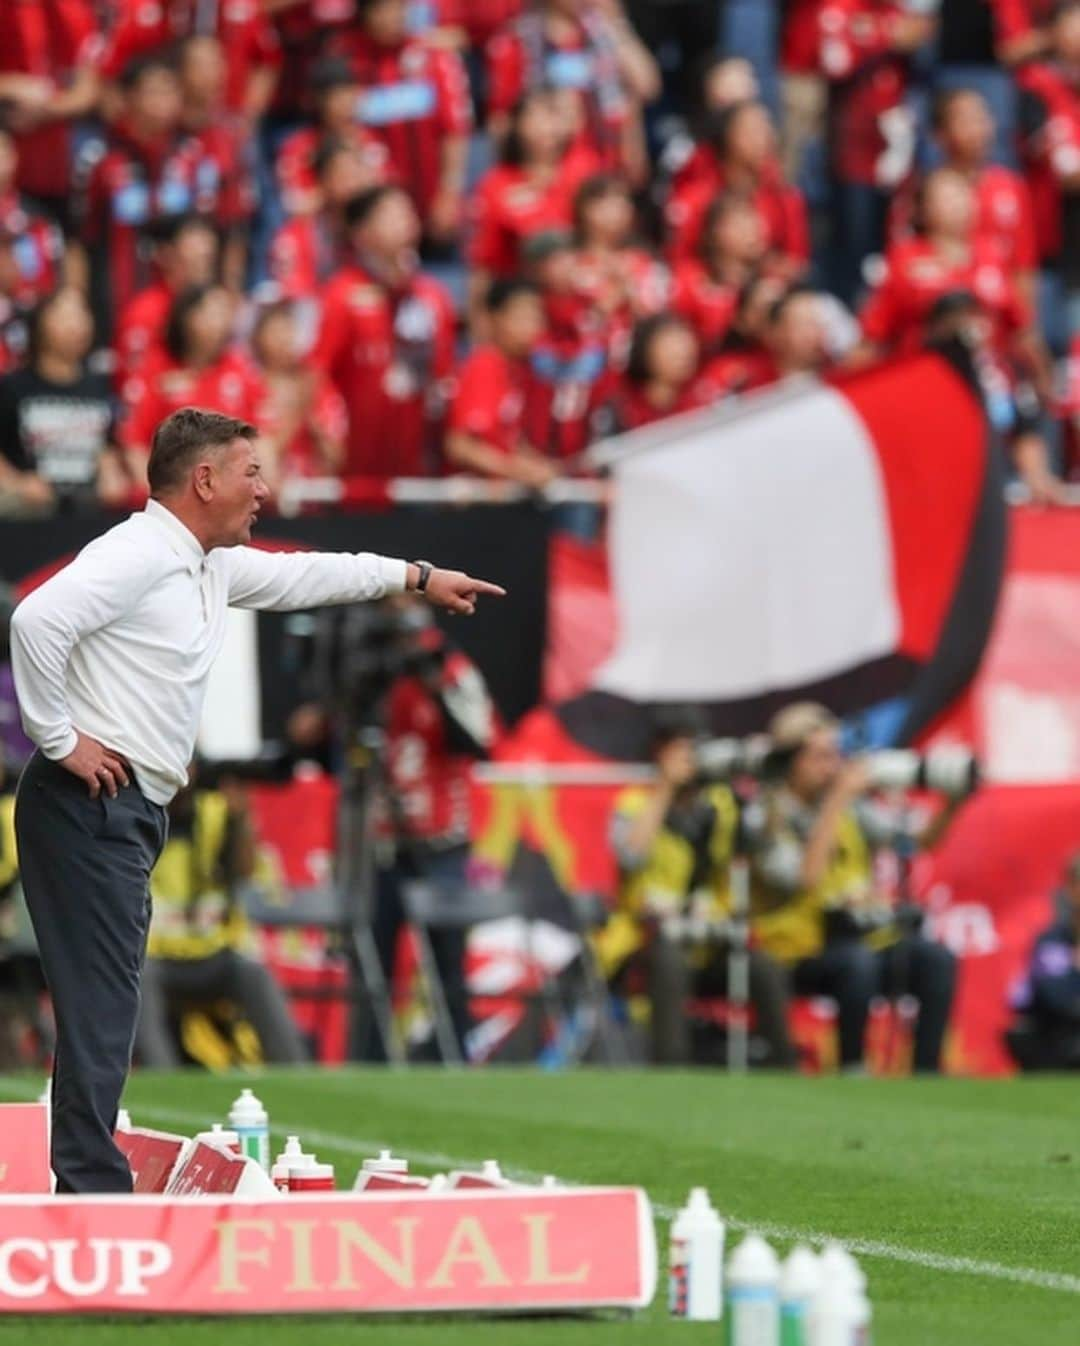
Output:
[1, 1068, 1078, 1345]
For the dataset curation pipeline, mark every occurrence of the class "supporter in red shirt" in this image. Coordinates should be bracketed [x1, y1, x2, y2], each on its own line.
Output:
[312, 184, 457, 478]
[80, 54, 226, 336]
[694, 271, 788, 398]
[819, 0, 936, 302]
[268, 0, 358, 122]
[993, 0, 1058, 65]
[325, 0, 473, 242]
[603, 313, 711, 433]
[1017, 2, 1080, 333]
[672, 195, 770, 357]
[889, 88, 1039, 296]
[858, 167, 1042, 371]
[521, 229, 611, 460]
[114, 212, 220, 388]
[0, 226, 33, 374]
[437, 0, 523, 49]
[120, 282, 273, 479]
[251, 300, 347, 487]
[571, 171, 668, 368]
[0, 0, 101, 229]
[100, 0, 282, 121]
[275, 57, 392, 218]
[486, 0, 660, 182]
[446, 276, 557, 485]
[467, 87, 597, 316]
[0, 128, 63, 307]
[176, 34, 258, 288]
[270, 137, 383, 301]
[665, 100, 810, 273]
[705, 283, 830, 395]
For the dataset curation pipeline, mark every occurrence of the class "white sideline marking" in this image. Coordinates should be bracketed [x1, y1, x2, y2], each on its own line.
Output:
[3, 1081, 1080, 1297]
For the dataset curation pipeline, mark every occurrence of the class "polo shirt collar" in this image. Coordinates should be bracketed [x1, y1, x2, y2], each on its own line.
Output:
[144, 499, 206, 575]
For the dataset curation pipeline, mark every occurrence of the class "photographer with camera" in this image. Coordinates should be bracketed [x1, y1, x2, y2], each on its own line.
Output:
[288, 592, 497, 1063]
[749, 702, 964, 1073]
[599, 725, 795, 1067]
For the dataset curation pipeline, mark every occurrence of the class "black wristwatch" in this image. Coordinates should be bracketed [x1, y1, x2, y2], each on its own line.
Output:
[412, 560, 433, 593]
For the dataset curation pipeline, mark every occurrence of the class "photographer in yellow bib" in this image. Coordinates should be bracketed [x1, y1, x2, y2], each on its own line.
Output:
[748, 703, 966, 1073]
[597, 724, 796, 1067]
[134, 764, 307, 1069]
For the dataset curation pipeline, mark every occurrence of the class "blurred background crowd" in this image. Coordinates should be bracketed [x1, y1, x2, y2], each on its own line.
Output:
[0, 0, 1076, 509]
[0, 0, 1079, 1077]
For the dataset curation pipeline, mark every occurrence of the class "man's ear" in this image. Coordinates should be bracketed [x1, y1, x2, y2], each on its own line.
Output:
[193, 461, 215, 502]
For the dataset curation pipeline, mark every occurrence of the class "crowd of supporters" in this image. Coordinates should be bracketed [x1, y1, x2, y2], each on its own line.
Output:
[0, 0, 1077, 513]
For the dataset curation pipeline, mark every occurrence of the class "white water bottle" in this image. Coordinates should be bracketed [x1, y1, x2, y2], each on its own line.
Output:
[668, 1188, 724, 1320]
[271, 1136, 306, 1193]
[780, 1245, 820, 1346]
[229, 1087, 270, 1170]
[810, 1244, 869, 1346]
[362, 1149, 408, 1177]
[725, 1234, 780, 1346]
[115, 1108, 133, 1132]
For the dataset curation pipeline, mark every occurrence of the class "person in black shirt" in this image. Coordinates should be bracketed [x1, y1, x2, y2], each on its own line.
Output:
[0, 287, 129, 513]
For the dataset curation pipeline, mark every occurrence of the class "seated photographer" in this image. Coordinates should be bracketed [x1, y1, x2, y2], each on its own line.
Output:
[1007, 852, 1080, 1071]
[598, 726, 796, 1067]
[135, 767, 307, 1069]
[749, 703, 964, 1074]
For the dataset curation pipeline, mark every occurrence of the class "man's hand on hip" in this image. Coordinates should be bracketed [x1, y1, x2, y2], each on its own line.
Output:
[421, 568, 506, 616]
[59, 732, 131, 798]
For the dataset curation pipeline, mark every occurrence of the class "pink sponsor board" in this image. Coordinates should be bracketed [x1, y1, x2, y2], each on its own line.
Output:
[0, 1105, 49, 1195]
[0, 1188, 656, 1314]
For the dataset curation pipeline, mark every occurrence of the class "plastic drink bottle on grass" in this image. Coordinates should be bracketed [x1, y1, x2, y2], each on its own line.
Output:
[195, 1123, 241, 1154]
[809, 1244, 870, 1346]
[447, 1159, 512, 1189]
[229, 1088, 270, 1169]
[668, 1188, 724, 1321]
[725, 1234, 780, 1346]
[271, 1136, 307, 1192]
[780, 1245, 821, 1346]
[355, 1150, 431, 1191]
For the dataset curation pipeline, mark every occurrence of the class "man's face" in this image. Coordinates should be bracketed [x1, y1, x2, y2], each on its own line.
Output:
[359, 191, 420, 257]
[364, 0, 407, 44]
[495, 292, 545, 356]
[772, 294, 826, 371]
[203, 438, 270, 547]
[790, 728, 842, 799]
[173, 224, 219, 287]
[131, 69, 183, 135]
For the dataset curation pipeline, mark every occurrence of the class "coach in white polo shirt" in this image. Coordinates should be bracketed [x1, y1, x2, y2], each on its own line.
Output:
[10, 406, 504, 1193]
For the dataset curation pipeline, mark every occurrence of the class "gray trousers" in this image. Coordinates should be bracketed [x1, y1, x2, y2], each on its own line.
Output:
[15, 751, 167, 1193]
[136, 948, 307, 1068]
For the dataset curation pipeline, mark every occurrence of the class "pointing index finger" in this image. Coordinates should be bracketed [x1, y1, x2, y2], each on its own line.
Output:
[468, 579, 507, 597]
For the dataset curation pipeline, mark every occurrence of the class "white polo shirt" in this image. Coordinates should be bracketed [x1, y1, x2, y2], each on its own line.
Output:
[10, 499, 408, 804]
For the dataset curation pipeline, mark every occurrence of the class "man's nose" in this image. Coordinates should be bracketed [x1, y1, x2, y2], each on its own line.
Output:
[255, 478, 271, 502]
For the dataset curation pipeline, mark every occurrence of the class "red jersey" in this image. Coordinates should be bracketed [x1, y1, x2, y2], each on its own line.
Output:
[782, 0, 824, 73]
[571, 246, 669, 370]
[525, 294, 611, 459]
[380, 643, 494, 844]
[700, 346, 781, 398]
[438, 0, 522, 46]
[120, 345, 273, 452]
[486, 10, 630, 168]
[100, 0, 282, 112]
[671, 259, 740, 356]
[992, 0, 1057, 47]
[448, 343, 531, 459]
[0, 0, 101, 200]
[0, 194, 62, 306]
[275, 124, 391, 216]
[273, 371, 348, 481]
[666, 171, 809, 269]
[268, 213, 349, 300]
[323, 29, 472, 220]
[270, 0, 355, 117]
[113, 280, 172, 388]
[188, 118, 258, 227]
[887, 164, 1039, 272]
[1017, 61, 1080, 267]
[467, 155, 594, 276]
[605, 374, 715, 434]
[80, 124, 228, 321]
[860, 236, 1031, 355]
[819, 0, 915, 187]
[312, 262, 456, 478]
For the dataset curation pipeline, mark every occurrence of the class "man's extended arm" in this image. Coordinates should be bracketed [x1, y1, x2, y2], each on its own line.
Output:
[225, 548, 504, 615]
